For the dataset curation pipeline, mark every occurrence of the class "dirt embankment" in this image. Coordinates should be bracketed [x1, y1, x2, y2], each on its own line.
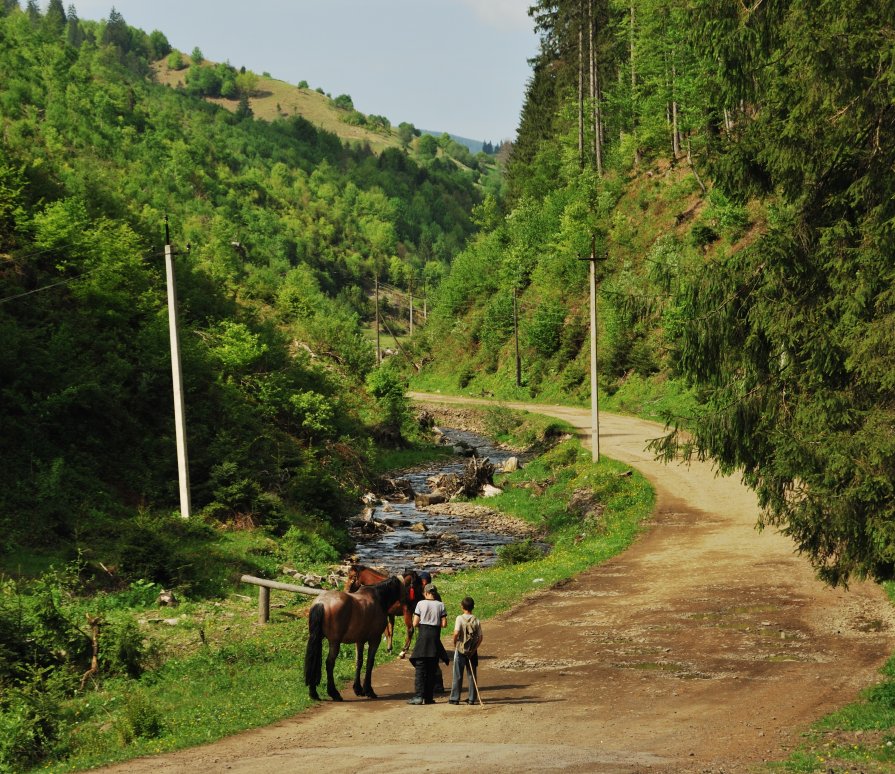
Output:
[96, 394, 895, 774]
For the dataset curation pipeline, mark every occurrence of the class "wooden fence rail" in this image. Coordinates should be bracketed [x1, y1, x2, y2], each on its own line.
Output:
[240, 574, 324, 624]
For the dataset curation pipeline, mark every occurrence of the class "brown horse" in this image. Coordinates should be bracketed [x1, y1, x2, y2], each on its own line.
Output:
[345, 565, 423, 656]
[304, 575, 405, 701]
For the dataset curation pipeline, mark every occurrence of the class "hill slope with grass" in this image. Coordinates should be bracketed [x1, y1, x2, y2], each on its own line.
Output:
[152, 57, 404, 154]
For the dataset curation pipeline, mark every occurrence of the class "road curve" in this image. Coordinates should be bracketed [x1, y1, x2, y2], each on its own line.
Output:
[97, 393, 895, 774]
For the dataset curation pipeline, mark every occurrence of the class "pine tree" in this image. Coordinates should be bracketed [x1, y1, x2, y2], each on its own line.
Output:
[44, 0, 65, 35]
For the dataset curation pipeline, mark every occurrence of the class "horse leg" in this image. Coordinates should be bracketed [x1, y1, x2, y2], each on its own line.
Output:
[305, 603, 324, 701]
[385, 614, 395, 653]
[400, 616, 415, 657]
[353, 643, 365, 696]
[362, 637, 381, 698]
[325, 639, 343, 702]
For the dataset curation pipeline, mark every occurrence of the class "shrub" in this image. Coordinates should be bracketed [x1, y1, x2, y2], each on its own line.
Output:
[115, 691, 164, 743]
[99, 616, 149, 679]
[277, 526, 339, 567]
[497, 538, 544, 565]
[525, 300, 566, 357]
[690, 222, 719, 249]
[166, 50, 184, 70]
[0, 669, 69, 772]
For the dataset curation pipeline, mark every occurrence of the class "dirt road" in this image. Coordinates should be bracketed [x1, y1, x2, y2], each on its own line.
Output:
[100, 394, 895, 773]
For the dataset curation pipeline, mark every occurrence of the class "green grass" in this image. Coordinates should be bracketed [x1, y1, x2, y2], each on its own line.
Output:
[28, 430, 654, 773]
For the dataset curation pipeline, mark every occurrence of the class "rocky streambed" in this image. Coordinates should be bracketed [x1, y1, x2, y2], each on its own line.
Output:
[347, 428, 543, 575]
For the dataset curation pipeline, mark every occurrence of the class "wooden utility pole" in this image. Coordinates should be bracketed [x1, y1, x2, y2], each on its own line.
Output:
[164, 218, 192, 517]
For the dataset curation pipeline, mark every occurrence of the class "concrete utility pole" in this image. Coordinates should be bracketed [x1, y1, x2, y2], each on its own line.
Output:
[580, 236, 601, 462]
[164, 218, 192, 517]
[513, 285, 522, 387]
[375, 270, 381, 365]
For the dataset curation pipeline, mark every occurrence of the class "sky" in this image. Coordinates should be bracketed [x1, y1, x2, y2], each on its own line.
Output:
[68, 0, 541, 143]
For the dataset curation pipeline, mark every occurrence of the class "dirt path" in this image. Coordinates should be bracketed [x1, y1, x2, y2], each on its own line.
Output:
[99, 394, 895, 773]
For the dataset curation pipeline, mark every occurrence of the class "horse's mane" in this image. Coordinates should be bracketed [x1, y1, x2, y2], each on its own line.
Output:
[369, 576, 403, 611]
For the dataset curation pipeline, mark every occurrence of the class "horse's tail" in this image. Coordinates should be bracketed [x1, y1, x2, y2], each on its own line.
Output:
[304, 603, 324, 688]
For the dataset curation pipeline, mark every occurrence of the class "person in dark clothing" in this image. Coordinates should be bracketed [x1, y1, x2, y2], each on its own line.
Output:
[418, 571, 448, 692]
[407, 585, 447, 704]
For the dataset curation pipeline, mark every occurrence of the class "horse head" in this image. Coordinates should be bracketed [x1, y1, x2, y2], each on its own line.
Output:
[345, 565, 361, 593]
[401, 569, 423, 607]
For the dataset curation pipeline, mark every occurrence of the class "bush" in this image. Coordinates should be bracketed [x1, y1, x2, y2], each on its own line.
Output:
[0, 669, 69, 772]
[117, 512, 216, 592]
[690, 222, 719, 249]
[166, 50, 184, 70]
[115, 691, 164, 743]
[497, 539, 544, 565]
[525, 300, 566, 357]
[99, 616, 149, 679]
[277, 526, 339, 566]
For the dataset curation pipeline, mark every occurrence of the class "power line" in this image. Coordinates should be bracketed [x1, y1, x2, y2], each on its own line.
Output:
[0, 245, 163, 306]
[0, 266, 105, 305]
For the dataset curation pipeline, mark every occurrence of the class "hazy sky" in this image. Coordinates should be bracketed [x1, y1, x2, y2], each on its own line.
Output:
[69, 1, 540, 142]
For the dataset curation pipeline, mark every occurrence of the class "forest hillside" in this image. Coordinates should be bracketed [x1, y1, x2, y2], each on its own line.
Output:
[407, 0, 895, 590]
[0, 3, 492, 578]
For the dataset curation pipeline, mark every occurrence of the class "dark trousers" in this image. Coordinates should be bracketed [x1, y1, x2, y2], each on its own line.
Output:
[413, 657, 437, 702]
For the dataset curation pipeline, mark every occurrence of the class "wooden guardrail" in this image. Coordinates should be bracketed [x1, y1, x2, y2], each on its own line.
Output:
[240, 574, 324, 623]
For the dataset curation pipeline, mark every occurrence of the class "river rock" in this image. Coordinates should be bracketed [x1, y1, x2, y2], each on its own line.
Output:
[481, 483, 503, 498]
[415, 492, 446, 507]
[409, 522, 428, 532]
[502, 456, 520, 473]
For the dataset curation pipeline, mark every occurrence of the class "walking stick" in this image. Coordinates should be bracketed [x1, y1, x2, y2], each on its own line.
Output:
[467, 656, 484, 706]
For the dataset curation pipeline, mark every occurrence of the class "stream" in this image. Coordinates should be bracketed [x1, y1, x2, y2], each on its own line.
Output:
[349, 428, 527, 575]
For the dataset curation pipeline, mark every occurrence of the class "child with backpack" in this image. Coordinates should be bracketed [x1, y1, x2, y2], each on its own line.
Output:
[449, 596, 483, 705]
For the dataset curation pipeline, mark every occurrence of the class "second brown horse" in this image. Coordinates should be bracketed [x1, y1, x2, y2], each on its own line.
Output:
[345, 564, 423, 655]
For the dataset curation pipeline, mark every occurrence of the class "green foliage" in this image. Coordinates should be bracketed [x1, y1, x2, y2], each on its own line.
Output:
[416, 133, 438, 160]
[0, 668, 70, 773]
[525, 299, 566, 357]
[277, 526, 340, 567]
[365, 366, 412, 444]
[332, 93, 353, 110]
[98, 616, 149, 679]
[0, 7, 481, 566]
[659, 0, 895, 587]
[496, 538, 543, 565]
[116, 513, 218, 592]
[166, 50, 183, 70]
[115, 691, 164, 743]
